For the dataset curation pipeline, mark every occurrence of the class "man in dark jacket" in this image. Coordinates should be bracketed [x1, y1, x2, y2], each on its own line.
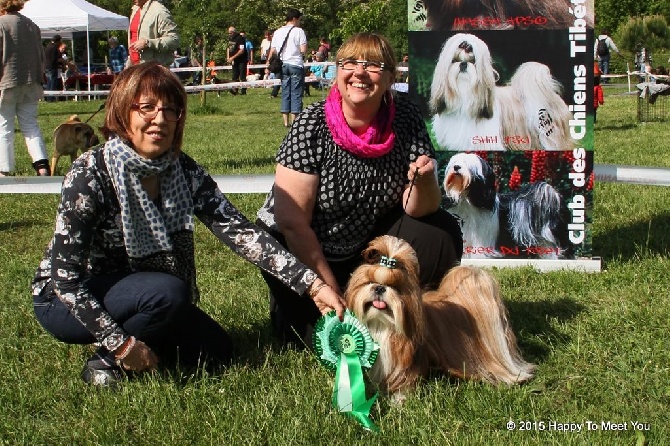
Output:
[44, 34, 64, 101]
[226, 26, 248, 95]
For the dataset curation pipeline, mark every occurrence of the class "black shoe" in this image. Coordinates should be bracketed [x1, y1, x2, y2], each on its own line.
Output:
[81, 351, 125, 387]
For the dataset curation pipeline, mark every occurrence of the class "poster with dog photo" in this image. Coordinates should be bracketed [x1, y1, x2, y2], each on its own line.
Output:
[436, 150, 594, 260]
[408, 0, 594, 31]
[408, 29, 594, 152]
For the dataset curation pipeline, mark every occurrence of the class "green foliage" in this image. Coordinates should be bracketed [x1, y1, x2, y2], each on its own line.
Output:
[595, 0, 670, 38]
[617, 15, 670, 55]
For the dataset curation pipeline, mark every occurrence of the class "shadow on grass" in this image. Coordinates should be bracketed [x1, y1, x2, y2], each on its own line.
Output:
[0, 220, 45, 232]
[594, 211, 670, 261]
[220, 295, 586, 374]
[595, 122, 638, 131]
[507, 297, 585, 363]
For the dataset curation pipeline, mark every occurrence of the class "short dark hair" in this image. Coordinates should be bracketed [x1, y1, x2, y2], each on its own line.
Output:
[286, 8, 302, 21]
[52, 35, 62, 42]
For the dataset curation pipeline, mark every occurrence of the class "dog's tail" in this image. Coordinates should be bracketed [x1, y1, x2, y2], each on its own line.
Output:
[423, 266, 535, 384]
[508, 61, 573, 151]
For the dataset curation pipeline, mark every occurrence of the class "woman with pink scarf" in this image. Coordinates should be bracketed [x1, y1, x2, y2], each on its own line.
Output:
[257, 33, 462, 346]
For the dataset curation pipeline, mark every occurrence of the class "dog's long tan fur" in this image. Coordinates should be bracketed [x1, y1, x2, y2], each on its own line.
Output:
[345, 235, 535, 396]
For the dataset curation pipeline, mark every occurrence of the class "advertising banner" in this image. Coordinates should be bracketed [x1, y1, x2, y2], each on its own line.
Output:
[407, 1, 596, 262]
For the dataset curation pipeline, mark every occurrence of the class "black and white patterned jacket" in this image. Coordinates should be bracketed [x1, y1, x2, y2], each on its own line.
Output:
[32, 147, 316, 352]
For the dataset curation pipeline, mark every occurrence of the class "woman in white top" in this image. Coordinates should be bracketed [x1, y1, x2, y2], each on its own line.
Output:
[266, 9, 307, 127]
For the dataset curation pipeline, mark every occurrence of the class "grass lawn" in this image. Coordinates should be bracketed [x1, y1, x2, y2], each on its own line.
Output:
[0, 82, 668, 445]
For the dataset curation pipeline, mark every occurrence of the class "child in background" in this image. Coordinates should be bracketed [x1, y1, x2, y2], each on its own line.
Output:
[594, 62, 604, 123]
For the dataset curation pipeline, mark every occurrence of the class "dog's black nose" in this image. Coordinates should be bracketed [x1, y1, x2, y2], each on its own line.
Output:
[459, 61, 468, 73]
[453, 164, 461, 172]
[374, 285, 385, 296]
[458, 41, 473, 52]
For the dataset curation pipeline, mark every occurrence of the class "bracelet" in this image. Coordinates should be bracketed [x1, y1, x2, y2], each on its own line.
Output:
[115, 336, 136, 361]
[308, 282, 329, 300]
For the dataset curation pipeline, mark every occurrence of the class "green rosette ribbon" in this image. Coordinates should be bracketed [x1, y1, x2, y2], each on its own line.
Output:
[314, 309, 380, 432]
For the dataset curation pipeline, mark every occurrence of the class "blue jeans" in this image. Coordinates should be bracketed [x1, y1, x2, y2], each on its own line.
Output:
[281, 64, 304, 114]
[44, 68, 59, 101]
[598, 55, 610, 83]
[33, 272, 233, 367]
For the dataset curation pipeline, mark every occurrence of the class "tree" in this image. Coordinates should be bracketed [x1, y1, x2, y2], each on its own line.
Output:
[617, 16, 670, 56]
[595, 0, 670, 35]
[331, 0, 408, 58]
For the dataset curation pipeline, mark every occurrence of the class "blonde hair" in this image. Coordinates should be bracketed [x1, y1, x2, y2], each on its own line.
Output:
[336, 33, 397, 74]
[0, 0, 25, 13]
[101, 62, 187, 152]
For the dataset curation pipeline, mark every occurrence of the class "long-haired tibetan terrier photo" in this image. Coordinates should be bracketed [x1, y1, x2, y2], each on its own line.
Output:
[443, 153, 568, 259]
[345, 235, 535, 400]
[429, 33, 573, 152]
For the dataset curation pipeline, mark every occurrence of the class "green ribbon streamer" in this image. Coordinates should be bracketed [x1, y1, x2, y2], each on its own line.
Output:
[314, 310, 380, 432]
[334, 351, 379, 432]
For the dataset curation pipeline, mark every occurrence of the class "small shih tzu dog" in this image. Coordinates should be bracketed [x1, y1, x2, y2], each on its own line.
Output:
[345, 235, 535, 398]
[429, 33, 573, 152]
[443, 153, 566, 259]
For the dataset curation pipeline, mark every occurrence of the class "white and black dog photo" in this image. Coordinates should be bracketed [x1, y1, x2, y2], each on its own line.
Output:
[429, 32, 573, 152]
[442, 153, 568, 259]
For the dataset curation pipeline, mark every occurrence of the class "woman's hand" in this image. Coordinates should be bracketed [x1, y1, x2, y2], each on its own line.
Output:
[114, 337, 159, 372]
[404, 155, 442, 217]
[408, 155, 437, 183]
[309, 280, 347, 320]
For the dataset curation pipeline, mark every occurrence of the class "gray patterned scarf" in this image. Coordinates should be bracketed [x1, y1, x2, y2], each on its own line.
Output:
[104, 137, 199, 299]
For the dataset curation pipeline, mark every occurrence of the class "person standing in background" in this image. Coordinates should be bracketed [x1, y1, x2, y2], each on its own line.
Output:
[227, 26, 248, 95]
[396, 53, 409, 83]
[0, 0, 50, 176]
[108, 36, 128, 74]
[189, 35, 204, 85]
[317, 37, 330, 60]
[240, 31, 254, 66]
[593, 63, 604, 123]
[43, 34, 63, 102]
[267, 9, 307, 127]
[594, 28, 620, 84]
[128, 0, 179, 67]
[259, 30, 272, 64]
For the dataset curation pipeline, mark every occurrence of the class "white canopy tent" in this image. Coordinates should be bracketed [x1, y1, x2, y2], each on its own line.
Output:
[22, 0, 129, 92]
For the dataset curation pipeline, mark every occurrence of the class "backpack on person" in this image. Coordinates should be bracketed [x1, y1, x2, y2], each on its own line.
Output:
[597, 38, 610, 57]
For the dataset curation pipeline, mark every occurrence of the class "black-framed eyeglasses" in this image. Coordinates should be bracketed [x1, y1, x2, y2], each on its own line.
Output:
[337, 59, 386, 73]
[131, 103, 183, 122]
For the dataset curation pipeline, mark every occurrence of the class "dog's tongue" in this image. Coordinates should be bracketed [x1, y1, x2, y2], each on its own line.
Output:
[372, 300, 387, 310]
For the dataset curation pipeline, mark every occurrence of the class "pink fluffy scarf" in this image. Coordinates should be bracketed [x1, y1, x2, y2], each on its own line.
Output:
[324, 86, 396, 158]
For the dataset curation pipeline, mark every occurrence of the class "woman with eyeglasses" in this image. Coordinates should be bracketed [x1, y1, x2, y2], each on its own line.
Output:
[31, 62, 345, 386]
[257, 33, 463, 346]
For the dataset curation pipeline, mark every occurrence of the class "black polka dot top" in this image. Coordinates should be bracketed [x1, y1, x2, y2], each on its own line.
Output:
[258, 94, 435, 259]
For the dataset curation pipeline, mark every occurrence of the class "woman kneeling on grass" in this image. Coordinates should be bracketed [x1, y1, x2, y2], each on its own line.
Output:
[257, 33, 462, 346]
[31, 62, 345, 387]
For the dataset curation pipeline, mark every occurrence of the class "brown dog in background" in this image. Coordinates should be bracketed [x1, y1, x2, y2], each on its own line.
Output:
[51, 115, 100, 176]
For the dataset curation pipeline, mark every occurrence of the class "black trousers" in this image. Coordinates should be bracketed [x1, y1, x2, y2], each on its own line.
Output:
[258, 207, 463, 346]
